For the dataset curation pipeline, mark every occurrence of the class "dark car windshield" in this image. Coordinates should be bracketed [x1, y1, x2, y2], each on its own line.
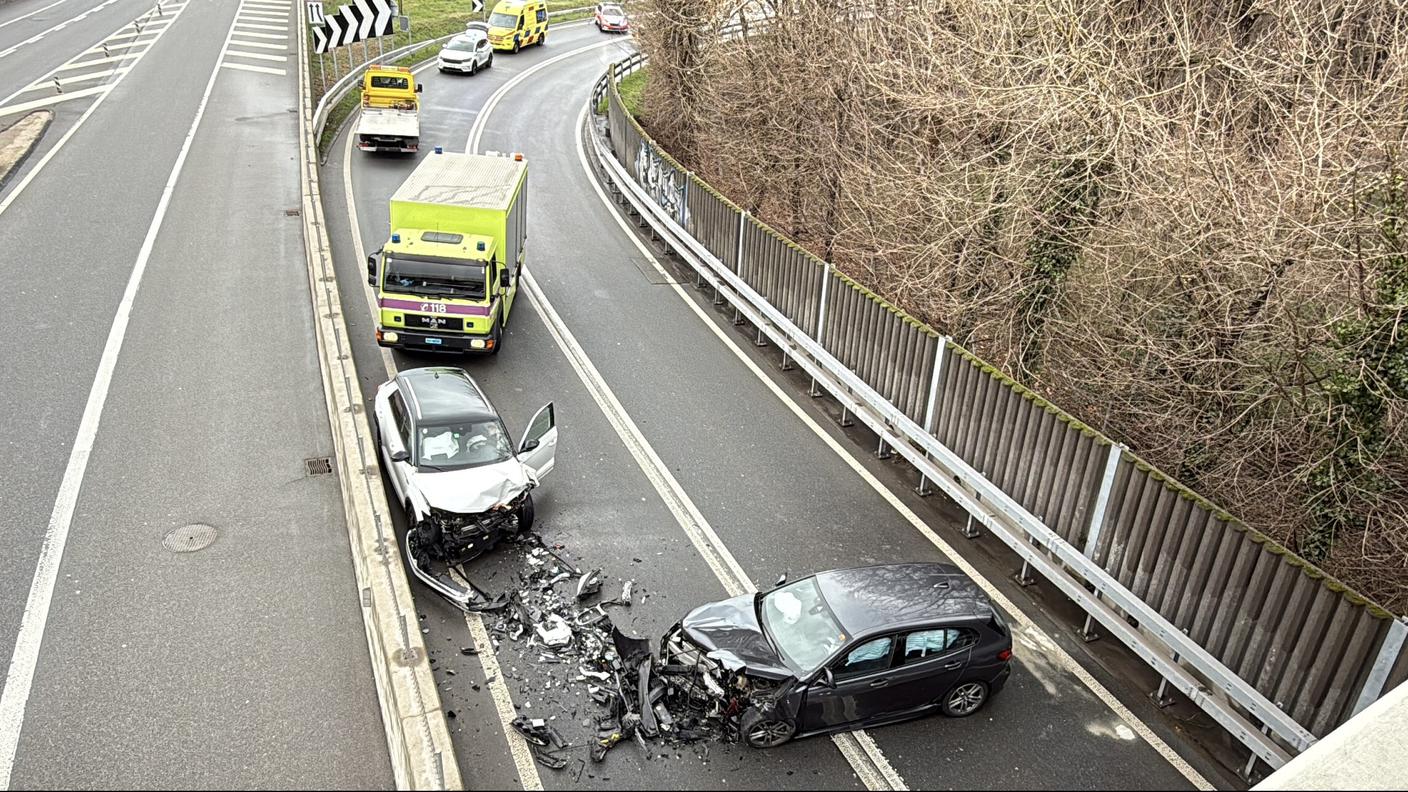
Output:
[416, 419, 513, 469]
[383, 254, 486, 300]
[759, 578, 847, 676]
[489, 11, 516, 27]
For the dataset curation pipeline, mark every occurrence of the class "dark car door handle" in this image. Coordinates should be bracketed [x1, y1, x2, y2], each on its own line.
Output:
[868, 678, 889, 687]
[943, 661, 963, 670]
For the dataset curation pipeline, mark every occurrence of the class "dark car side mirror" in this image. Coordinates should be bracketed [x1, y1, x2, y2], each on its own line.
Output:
[416, 83, 424, 93]
[520, 438, 540, 453]
[391, 449, 410, 463]
[366, 254, 378, 286]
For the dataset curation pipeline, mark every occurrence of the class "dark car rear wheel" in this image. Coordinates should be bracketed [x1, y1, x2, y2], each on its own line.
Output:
[741, 709, 796, 749]
[941, 681, 988, 717]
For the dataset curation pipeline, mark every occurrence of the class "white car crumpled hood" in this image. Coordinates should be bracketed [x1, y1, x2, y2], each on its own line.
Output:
[409, 458, 533, 515]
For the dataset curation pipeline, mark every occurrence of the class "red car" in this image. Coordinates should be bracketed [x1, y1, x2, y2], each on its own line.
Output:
[594, 3, 629, 32]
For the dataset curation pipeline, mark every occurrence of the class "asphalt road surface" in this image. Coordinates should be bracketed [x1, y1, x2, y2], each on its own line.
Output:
[326, 21, 1244, 792]
[0, 0, 389, 786]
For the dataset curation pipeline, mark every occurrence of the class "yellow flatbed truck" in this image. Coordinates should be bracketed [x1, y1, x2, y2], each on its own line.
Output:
[356, 65, 422, 153]
[367, 148, 528, 354]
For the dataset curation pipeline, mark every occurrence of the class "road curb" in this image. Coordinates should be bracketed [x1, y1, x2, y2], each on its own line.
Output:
[0, 110, 52, 191]
[294, 17, 462, 792]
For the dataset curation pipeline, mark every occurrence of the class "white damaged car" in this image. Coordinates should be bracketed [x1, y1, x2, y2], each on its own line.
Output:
[373, 366, 557, 608]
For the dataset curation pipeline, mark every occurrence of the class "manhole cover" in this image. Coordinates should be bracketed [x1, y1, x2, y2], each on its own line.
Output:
[163, 523, 218, 553]
[306, 457, 333, 475]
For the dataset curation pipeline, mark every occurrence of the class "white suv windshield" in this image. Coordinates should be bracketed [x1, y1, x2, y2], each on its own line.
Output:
[759, 578, 847, 675]
[417, 420, 512, 469]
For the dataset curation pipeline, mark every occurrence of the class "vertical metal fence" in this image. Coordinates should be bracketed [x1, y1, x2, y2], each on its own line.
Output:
[592, 55, 1408, 772]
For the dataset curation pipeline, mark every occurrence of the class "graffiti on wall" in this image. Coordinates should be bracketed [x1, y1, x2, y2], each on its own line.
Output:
[635, 140, 690, 229]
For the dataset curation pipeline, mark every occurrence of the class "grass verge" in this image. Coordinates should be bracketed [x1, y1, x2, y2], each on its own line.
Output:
[596, 65, 648, 117]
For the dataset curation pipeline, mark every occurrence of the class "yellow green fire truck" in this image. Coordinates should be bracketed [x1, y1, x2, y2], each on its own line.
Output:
[366, 149, 528, 354]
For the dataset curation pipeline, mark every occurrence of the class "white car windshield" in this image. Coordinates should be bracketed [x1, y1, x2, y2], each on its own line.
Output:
[445, 37, 478, 51]
[601, 4, 623, 14]
[759, 578, 847, 676]
[417, 420, 513, 469]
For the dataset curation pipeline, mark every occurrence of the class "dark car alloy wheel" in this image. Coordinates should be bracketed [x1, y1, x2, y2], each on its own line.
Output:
[943, 681, 987, 717]
[741, 709, 796, 748]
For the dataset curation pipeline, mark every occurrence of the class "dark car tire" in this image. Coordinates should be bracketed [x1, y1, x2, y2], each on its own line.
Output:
[741, 709, 796, 749]
[468, 60, 477, 75]
[539, 31, 546, 46]
[513, 37, 521, 53]
[516, 492, 535, 533]
[941, 681, 989, 717]
[487, 53, 494, 68]
[490, 309, 504, 355]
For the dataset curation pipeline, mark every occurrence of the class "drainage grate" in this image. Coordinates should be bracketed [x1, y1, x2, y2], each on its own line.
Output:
[163, 524, 218, 553]
[284, 208, 301, 217]
[305, 456, 333, 475]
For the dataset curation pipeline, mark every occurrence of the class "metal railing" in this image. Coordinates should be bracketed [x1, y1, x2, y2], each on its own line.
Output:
[587, 51, 1408, 777]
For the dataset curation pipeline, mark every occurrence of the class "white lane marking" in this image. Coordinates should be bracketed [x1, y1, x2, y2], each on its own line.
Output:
[0, 0, 73, 31]
[229, 29, 284, 40]
[54, 51, 139, 69]
[0, 8, 245, 788]
[228, 38, 287, 50]
[16, 66, 126, 92]
[220, 60, 284, 75]
[0, 0, 123, 60]
[234, 21, 284, 31]
[470, 42, 905, 790]
[0, 0, 190, 205]
[341, 128, 539, 788]
[448, 572, 543, 791]
[463, 38, 622, 151]
[239, 11, 288, 22]
[224, 48, 286, 62]
[92, 28, 158, 43]
[0, 84, 106, 117]
[573, 104, 1216, 792]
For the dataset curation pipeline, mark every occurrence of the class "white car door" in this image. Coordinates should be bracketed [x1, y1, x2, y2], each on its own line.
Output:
[375, 385, 414, 505]
[517, 402, 558, 479]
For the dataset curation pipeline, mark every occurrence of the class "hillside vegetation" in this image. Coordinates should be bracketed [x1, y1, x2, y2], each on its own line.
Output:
[629, 0, 1408, 610]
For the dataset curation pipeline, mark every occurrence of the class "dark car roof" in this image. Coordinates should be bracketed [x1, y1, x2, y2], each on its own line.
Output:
[813, 563, 991, 635]
[397, 367, 497, 425]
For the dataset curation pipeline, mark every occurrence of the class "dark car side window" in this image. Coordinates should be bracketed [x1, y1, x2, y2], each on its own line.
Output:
[901, 628, 978, 664]
[390, 392, 412, 449]
[833, 636, 894, 679]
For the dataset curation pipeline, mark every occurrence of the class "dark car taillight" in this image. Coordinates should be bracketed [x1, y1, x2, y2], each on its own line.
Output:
[997, 648, 1012, 662]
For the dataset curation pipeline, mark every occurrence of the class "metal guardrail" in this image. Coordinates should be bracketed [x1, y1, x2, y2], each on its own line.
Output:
[587, 51, 1408, 777]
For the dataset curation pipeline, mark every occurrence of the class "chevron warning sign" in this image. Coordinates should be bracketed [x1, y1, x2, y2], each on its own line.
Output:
[311, 0, 395, 53]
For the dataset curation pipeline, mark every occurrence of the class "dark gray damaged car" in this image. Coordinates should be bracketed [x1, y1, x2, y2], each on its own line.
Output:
[662, 562, 1014, 748]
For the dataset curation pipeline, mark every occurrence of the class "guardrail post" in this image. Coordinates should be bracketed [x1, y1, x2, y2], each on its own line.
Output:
[1152, 652, 1179, 708]
[1083, 443, 1123, 558]
[735, 210, 747, 273]
[1352, 617, 1408, 716]
[809, 262, 832, 398]
[915, 337, 948, 496]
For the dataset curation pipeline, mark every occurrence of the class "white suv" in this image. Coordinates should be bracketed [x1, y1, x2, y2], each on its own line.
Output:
[439, 27, 493, 74]
[374, 366, 558, 607]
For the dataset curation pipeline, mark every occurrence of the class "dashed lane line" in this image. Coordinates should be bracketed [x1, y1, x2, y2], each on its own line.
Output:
[0, 0, 74, 32]
[0, 0, 124, 60]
